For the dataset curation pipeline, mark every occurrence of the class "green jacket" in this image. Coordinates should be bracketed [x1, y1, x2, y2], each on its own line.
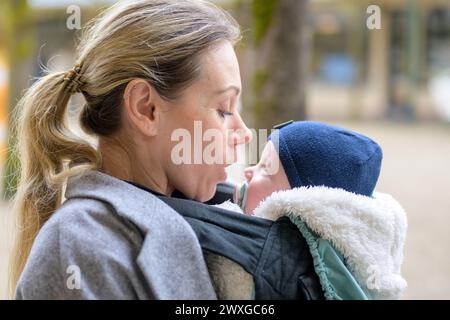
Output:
[290, 218, 370, 299]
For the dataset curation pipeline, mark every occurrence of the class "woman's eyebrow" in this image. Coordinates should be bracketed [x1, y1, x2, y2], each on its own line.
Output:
[214, 85, 241, 96]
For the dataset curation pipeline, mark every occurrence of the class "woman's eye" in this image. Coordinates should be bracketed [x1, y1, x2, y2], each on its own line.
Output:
[217, 109, 233, 118]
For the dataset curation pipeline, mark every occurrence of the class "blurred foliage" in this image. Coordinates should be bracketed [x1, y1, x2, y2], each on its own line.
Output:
[1, 0, 33, 199]
[0, 0, 33, 63]
[252, 69, 269, 125]
[251, 0, 277, 47]
[252, 69, 269, 94]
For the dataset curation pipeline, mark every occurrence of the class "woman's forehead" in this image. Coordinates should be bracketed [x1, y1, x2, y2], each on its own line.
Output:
[199, 42, 241, 93]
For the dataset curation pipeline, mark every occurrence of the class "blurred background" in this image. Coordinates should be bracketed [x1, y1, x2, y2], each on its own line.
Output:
[1, 0, 449, 299]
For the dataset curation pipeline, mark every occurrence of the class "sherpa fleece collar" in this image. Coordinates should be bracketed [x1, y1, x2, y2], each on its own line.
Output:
[250, 187, 407, 299]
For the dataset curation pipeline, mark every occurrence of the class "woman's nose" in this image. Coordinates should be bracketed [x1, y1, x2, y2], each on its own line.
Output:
[229, 113, 253, 146]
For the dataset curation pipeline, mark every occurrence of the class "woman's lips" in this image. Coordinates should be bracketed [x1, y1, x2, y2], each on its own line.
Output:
[220, 169, 228, 181]
[217, 165, 228, 182]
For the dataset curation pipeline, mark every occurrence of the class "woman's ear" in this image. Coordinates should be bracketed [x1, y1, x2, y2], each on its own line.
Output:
[123, 79, 160, 136]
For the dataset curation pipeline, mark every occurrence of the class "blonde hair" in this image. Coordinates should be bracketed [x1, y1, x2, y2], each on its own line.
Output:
[9, 0, 241, 297]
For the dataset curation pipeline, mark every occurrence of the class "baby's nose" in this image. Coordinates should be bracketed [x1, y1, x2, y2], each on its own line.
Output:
[244, 167, 253, 182]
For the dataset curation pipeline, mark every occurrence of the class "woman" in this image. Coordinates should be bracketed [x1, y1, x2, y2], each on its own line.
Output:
[10, 0, 252, 299]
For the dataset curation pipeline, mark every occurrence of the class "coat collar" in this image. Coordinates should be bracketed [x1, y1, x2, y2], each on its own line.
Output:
[64, 169, 217, 299]
[65, 170, 167, 232]
[253, 186, 408, 299]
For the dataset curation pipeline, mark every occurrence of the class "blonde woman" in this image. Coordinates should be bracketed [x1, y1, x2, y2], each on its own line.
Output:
[10, 0, 252, 299]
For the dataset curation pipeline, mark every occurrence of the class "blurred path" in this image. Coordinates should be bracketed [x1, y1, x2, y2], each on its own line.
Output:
[332, 121, 450, 299]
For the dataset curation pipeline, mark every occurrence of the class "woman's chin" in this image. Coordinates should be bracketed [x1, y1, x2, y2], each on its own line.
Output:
[205, 178, 226, 202]
[197, 191, 214, 203]
[189, 169, 229, 202]
[219, 169, 228, 182]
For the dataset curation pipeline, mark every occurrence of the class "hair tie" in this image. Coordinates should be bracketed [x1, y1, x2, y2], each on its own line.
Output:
[63, 63, 85, 94]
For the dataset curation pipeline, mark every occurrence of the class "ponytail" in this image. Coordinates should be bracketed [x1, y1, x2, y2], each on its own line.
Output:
[8, 66, 101, 297]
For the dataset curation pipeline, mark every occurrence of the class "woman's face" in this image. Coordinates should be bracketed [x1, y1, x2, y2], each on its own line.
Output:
[158, 41, 252, 201]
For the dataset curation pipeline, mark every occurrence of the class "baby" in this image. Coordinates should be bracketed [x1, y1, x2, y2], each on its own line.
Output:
[216, 121, 407, 299]
[240, 120, 382, 214]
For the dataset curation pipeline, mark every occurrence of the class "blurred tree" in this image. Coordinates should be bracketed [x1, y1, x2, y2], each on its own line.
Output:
[406, 0, 422, 120]
[0, 0, 33, 199]
[247, 0, 308, 130]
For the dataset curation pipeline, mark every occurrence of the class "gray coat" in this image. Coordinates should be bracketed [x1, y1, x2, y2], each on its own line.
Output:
[15, 170, 217, 300]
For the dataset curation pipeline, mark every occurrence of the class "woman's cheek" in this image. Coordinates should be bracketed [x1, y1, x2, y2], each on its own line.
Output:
[223, 124, 236, 165]
[206, 121, 231, 166]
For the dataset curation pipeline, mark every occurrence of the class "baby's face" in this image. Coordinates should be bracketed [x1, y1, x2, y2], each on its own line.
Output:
[243, 141, 291, 214]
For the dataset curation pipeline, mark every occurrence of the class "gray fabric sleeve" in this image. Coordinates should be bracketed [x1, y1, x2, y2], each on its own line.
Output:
[15, 201, 152, 300]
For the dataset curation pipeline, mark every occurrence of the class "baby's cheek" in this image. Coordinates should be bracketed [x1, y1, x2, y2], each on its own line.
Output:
[245, 179, 267, 214]
[244, 184, 256, 214]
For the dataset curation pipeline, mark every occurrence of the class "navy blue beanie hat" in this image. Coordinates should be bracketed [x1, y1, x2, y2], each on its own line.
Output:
[268, 121, 383, 197]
